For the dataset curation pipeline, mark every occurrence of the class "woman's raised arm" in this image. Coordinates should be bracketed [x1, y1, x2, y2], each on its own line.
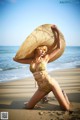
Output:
[51, 25, 60, 48]
[47, 25, 60, 61]
[13, 57, 33, 64]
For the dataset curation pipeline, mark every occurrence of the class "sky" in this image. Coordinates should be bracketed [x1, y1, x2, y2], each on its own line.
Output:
[0, 0, 80, 46]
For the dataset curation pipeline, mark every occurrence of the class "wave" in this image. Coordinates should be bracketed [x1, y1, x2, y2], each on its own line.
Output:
[0, 65, 27, 71]
[0, 76, 19, 83]
[0, 67, 17, 71]
[0, 60, 80, 72]
[48, 60, 80, 71]
[0, 68, 3, 71]
[0, 72, 32, 83]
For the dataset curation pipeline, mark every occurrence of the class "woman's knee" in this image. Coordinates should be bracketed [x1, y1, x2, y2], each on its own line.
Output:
[25, 103, 34, 109]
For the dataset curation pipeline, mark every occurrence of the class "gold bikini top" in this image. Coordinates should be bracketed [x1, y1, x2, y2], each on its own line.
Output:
[30, 61, 47, 73]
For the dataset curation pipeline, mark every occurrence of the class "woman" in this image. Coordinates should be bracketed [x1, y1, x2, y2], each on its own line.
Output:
[13, 25, 70, 111]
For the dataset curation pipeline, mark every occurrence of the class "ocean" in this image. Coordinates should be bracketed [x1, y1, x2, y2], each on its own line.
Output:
[0, 46, 80, 83]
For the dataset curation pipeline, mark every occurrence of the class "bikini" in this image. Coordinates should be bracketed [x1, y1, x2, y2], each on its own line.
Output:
[30, 61, 53, 93]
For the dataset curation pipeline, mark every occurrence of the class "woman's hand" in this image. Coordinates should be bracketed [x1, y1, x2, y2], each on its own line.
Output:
[51, 25, 58, 31]
[51, 24, 56, 29]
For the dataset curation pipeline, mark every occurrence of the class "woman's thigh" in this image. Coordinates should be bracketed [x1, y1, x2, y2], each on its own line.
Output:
[27, 89, 48, 108]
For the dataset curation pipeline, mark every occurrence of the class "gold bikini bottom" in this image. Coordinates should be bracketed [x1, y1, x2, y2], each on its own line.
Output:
[33, 71, 55, 93]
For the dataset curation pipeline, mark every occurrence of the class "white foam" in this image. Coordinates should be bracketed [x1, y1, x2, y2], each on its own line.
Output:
[0, 68, 3, 71]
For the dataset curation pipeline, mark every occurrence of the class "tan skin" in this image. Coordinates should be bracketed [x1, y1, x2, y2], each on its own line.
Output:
[13, 25, 70, 111]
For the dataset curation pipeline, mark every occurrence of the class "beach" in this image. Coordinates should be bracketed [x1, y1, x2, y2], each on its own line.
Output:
[0, 68, 80, 120]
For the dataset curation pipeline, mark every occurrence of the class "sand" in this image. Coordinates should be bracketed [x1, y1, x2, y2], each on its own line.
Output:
[0, 68, 80, 120]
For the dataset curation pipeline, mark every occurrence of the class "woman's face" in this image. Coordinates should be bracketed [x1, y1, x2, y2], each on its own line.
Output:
[36, 46, 47, 56]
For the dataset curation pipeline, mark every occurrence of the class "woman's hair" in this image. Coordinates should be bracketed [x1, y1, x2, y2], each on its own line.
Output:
[34, 45, 48, 55]
[36, 45, 48, 52]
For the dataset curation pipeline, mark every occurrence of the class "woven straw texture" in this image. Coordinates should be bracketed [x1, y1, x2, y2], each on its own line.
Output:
[15, 24, 66, 62]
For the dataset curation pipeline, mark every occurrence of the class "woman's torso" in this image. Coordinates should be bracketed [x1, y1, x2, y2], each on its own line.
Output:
[29, 59, 53, 92]
[30, 60, 47, 73]
[30, 60, 49, 80]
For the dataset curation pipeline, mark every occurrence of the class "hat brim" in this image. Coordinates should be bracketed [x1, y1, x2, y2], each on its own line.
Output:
[14, 24, 66, 63]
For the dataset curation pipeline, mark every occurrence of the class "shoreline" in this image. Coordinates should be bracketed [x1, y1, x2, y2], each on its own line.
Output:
[0, 67, 80, 120]
[0, 67, 80, 83]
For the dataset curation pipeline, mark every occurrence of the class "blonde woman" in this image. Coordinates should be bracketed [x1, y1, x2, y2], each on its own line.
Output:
[13, 25, 70, 111]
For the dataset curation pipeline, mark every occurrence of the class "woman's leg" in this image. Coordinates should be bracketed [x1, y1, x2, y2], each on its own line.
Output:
[25, 89, 47, 109]
[51, 80, 70, 111]
[62, 90, 70, 105]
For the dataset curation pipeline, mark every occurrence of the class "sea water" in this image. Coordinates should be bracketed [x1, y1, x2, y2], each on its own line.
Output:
[0, 46, 80, 82]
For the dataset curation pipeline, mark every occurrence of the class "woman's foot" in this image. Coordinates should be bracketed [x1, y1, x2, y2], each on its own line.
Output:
[24, 102, 29, 108]
[41, 96, 49, 103]
[24, 102, 28, 105]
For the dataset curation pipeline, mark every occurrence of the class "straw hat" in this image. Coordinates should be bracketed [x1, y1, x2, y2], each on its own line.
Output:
[14, 24, 66, 62]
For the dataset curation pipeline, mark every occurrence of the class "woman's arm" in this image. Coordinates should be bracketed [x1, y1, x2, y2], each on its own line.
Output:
[13, 57, 33, 64]
[47, 25, 60, 60]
